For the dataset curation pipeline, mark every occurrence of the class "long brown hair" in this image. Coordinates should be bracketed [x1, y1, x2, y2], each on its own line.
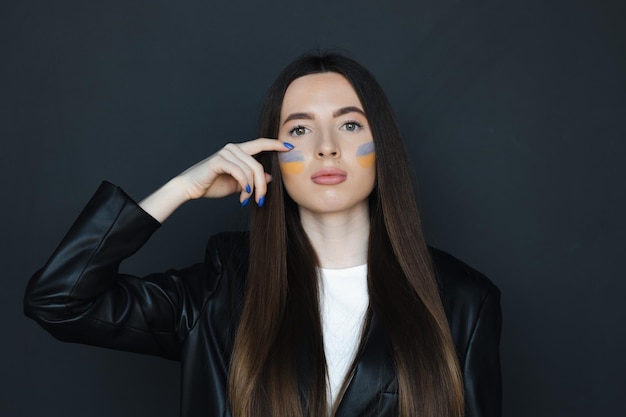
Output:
[229, 52, 464, 417]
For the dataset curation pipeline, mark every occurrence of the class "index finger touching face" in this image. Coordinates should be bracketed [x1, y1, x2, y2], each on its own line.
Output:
[239, 138, 294, 156]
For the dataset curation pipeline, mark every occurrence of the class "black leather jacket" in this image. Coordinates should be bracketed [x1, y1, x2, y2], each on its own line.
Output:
[24, 181, 502, 417]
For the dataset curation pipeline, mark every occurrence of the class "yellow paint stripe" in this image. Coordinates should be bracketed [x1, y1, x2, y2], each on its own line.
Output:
[280, 161, 305, 175]
[357, 153, 376, 168]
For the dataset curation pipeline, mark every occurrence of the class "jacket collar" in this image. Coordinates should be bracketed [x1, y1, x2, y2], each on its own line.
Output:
[334, 313, 397, 417]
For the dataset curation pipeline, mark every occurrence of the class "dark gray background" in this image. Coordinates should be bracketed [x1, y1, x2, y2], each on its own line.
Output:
[2, 0, 624, 416]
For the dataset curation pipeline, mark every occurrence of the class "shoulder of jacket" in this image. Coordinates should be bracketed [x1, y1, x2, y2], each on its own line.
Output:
[206, 231, 249, 250]
[204, 231, 249, 273]
[428, 246, 500, 306]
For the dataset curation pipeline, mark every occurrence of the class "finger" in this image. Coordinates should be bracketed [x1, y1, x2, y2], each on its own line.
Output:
[210, 155, 254, 202]
[222, 144, 271, 204]
[219, 145, 257, 195]
[237, 138, 294, 156]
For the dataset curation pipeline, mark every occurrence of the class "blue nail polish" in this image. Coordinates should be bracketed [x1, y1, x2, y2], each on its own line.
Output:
[241, 198, 249, 207]
[258, 196, 265, 207]
[245, 184, 251, 193]
[283, 142, 294, 150]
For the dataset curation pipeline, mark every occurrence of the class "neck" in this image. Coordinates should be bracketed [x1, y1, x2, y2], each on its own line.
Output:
[298, 201, 370, 269]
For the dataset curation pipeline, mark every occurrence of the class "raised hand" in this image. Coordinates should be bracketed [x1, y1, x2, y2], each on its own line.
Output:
[139, 138, 293, 223]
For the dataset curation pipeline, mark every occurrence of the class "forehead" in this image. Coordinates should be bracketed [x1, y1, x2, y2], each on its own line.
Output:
[281, 72, 362, 112]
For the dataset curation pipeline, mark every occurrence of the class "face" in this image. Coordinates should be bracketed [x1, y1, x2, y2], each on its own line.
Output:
[277, 72, 376, 216]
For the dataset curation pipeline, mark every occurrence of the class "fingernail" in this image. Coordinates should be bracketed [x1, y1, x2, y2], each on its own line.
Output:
[241, 198, 249, 207]
[283, 142, 294, 150]
[245, 184, 251, 193]
[258, 196, 265, 207]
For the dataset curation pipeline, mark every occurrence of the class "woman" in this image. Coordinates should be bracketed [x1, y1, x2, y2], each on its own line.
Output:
[24, 53, 501, 417]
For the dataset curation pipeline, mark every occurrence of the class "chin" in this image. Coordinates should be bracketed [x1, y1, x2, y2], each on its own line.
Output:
[298, 199, 370, 217]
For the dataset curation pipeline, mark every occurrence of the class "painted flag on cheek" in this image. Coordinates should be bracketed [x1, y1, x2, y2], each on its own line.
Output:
[279, 150, 305, 175]
[356, 142, 375, 168]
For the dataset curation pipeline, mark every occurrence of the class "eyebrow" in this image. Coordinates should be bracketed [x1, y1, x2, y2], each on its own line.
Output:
[282, 106, 366, 125]
[282, 112, 313, 125]
[333, 106, 366, 118]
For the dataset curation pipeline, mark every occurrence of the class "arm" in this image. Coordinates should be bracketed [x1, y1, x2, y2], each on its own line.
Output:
[24, 139, 292, 358]
[24, 182, 210, 359]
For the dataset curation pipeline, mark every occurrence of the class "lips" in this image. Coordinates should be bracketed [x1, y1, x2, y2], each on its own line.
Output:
[311, 168, 347, 185]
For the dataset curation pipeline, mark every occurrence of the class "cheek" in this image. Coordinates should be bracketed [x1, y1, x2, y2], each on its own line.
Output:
[357, 153, 376, 169]
[280, 162, 305, 175]
[356, 142, 376, 169]
[278, 150, 305, 175]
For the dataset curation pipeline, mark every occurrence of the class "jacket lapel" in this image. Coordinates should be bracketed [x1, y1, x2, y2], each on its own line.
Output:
[334, 313, 397, 417]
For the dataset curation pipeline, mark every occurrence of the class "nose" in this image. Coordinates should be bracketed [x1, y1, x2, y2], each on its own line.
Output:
[315, 131, 340, 159]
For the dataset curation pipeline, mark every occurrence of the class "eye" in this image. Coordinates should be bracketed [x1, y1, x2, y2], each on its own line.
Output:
[289, 125, 309, 137]
[341, 121, 364, 132]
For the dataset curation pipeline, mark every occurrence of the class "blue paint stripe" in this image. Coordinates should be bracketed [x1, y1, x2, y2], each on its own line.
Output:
[356, 142, 375, 156]
[278, 150, 304, 162]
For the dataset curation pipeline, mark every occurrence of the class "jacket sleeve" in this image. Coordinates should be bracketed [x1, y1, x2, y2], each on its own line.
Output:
[463, 284, 502, 417]
[23, 181, 223, 361]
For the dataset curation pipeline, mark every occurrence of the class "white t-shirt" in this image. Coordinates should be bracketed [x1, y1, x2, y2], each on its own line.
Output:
[318, 264, 369, 404]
